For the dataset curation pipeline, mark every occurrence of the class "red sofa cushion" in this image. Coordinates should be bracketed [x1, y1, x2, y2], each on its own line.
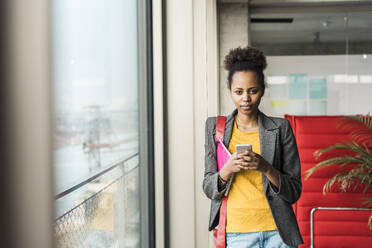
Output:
[284, 115, 372, 248]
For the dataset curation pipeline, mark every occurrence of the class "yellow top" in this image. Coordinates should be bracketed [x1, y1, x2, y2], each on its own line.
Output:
[226, 120, 277, 233]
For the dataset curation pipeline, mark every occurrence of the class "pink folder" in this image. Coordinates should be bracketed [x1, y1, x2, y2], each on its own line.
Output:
[216, 138, 231, 171]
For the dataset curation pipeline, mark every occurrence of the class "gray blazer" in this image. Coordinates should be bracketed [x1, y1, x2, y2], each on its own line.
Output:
[203, 109, 304, 246]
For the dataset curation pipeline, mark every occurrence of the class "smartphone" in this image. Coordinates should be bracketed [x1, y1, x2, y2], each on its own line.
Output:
[236, 144, 252, 154]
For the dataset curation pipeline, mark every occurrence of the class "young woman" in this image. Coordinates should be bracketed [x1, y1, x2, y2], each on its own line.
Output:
[203, 46, 303, 248]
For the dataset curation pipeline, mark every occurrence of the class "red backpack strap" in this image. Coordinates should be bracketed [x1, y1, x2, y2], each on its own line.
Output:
[214, 116, 227, 248]
[216, 116, 226, 143]
[213, 197, 227, 248]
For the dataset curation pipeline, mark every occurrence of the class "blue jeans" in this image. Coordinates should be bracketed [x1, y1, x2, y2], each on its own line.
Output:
[226, 230, 297, 248]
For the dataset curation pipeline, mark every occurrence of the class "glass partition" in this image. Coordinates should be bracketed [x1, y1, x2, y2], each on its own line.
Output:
[250, 7, 372, 116]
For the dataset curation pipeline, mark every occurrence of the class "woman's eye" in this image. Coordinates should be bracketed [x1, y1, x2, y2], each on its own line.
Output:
[249, 89, 258, 94]
[235, 91, 242, 94]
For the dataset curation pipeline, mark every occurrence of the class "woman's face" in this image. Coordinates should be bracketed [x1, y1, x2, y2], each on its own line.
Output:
[230, 70, 263, 115]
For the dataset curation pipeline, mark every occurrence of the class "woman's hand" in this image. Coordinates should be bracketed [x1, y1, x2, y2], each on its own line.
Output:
[240, 150, 271, 173]
[219, 150, 274, 183]
[219, 151, 249, 182]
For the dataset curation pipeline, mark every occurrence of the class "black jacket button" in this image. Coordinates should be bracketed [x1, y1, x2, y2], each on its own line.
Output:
[267, 196, 273, 201]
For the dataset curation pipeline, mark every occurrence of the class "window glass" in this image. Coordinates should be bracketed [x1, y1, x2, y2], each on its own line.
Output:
[250, 8, 372, 116]
[52, 0, 141, 247]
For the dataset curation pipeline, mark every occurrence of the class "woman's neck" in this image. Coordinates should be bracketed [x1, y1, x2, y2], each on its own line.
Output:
[235, 110, 259, 130]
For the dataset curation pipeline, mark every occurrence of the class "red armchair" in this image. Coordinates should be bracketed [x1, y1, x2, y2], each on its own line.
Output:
[285, 115, 372, 248]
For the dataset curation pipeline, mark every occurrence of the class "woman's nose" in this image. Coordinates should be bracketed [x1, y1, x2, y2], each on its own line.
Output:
[243, 93, 251, 102]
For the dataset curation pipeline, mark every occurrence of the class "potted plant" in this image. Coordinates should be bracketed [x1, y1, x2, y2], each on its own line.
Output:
[305, 114, 372, 228]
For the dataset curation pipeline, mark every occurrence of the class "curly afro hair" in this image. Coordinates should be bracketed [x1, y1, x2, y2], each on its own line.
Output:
[224, 46, 267, 94]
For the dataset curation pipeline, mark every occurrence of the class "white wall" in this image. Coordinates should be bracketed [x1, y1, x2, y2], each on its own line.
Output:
[165, 0, 219, 247]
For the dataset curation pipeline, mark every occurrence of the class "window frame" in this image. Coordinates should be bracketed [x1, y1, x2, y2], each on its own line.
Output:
[138, 0, 156, 247]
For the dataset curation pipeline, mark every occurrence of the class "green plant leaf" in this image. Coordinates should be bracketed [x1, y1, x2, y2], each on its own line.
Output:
[361, 197, 372, 206]
[305, 156, 366, 180]
[314, 141, 372, 162]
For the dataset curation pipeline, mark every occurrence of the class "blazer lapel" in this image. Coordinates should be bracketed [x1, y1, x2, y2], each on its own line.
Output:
[223, 109, 237, 148]
[258, 110, 279, 192]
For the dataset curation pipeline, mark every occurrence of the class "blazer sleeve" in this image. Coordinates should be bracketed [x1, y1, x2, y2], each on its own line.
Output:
[268, 119, 302, 204]
[202, 117, 228, 200]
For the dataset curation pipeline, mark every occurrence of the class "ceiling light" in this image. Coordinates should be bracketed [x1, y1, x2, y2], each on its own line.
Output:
[322, 20, 331, 28]
[363, 54, 368, 59]
[267, 76, 287, 85]
[333, 74, 358, 83]
[360, 75, 372, 84]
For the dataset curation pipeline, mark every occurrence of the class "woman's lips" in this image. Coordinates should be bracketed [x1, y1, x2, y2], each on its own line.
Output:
[241, 105, 252, 110]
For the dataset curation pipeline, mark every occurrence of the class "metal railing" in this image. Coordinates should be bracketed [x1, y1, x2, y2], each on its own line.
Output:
[55, 153, 139, 200]
[55, 153, 139, 248]
[310, 207, 372, 248]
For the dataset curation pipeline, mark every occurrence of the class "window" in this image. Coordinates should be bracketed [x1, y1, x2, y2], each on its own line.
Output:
[52, 0, 153, 247]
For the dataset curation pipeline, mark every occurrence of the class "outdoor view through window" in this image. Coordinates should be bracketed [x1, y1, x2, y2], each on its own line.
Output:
[52, 1, 140, 247]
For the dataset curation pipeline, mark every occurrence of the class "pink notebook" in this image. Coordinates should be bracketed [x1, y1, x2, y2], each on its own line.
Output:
[216, 138, 231, 171]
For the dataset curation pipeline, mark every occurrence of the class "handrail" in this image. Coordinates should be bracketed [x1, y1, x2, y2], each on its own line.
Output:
[310, 207, 372, 248]
[55, 152, 139, 200]
[55, 161, 139, 222]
